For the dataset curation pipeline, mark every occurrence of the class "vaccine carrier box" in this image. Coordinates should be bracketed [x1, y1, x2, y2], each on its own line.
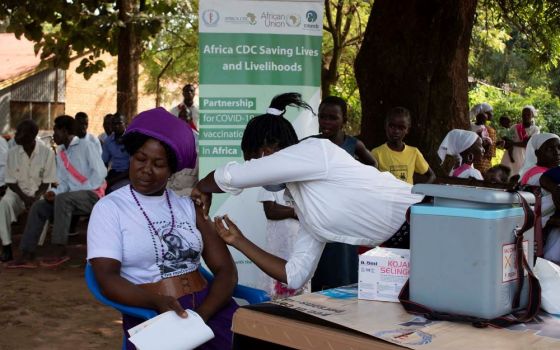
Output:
[358, 247, 410, 302]
[409, 184, 535, 319]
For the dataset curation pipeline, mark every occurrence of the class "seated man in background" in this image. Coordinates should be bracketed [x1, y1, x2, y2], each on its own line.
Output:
[0, 120, 56, 262]
[0, 133, 8, 195]
[102, 113, 130, 193]
[98, 113, 114, 145]
[75, 112, 102, 155]
[8, 115, 107, 268]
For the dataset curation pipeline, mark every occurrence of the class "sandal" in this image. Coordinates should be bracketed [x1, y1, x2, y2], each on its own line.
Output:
[6, 260, 39, 269]
[40, 256, 70, 268]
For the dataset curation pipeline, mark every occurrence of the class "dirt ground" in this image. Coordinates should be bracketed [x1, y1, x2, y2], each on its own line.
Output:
[0, 218, 122, 350]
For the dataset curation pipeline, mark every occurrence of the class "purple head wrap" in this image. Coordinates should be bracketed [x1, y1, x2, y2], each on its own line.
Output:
[124, 107, 197, 171]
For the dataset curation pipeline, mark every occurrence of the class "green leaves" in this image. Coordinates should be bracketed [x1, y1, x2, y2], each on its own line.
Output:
[0, 0, 170, 79]
[141, 1, 198, 105]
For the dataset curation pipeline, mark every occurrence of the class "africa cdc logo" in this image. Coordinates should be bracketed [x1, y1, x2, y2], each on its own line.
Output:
[202, 9, 220, 26]
[306, 10, 318, 23]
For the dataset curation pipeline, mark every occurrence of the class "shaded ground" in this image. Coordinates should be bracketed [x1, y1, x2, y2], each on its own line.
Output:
[0, 218, 121, 350]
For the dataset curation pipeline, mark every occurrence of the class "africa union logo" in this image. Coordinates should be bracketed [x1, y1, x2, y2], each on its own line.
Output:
[286, 14, 301, 27]
[246, 12, 257, 25]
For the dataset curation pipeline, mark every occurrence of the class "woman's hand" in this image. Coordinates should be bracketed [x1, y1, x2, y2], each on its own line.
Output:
[214, 215, 244, 246]
[191, 187, 212, 219]
[152, 294, 188, 318]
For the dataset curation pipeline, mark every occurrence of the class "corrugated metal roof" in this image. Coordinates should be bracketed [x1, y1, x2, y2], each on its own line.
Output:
[0, 33, 46, 87]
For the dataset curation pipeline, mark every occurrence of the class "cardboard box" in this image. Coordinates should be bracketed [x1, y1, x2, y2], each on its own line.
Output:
[358, 247, 410, 302]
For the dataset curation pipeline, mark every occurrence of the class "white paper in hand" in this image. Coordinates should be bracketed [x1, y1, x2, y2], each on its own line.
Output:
[128, 309, 215, 350]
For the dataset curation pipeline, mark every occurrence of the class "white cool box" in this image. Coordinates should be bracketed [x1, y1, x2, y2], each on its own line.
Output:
[358, 247, 410, 302]
[359, 184, 535, 320]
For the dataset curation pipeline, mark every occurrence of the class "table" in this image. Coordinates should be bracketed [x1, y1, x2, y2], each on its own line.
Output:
[231, 285, 560, 350]
[232, 303, 404, 350]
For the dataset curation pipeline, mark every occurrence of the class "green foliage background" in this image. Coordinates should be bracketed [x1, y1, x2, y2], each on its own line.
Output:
[469, 84, 560, 134]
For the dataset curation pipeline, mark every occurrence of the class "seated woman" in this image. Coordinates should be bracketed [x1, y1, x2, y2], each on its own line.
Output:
[519, 133, 560, 264]
[438, 129, 485, 180]
[87, 108, 238, 350]
[519, 133, 560, 186]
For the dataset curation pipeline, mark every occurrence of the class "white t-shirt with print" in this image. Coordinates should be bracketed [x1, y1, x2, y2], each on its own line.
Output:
[87, 185, 203, 285]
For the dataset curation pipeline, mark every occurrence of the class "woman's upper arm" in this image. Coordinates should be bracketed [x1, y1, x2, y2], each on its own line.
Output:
[87, 200, 123, 262]
[197, 207, 237, 280]
[89, 257, 123, 295]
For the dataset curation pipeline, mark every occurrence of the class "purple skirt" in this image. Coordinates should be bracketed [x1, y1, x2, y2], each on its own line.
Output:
[123, 285, 239, 350]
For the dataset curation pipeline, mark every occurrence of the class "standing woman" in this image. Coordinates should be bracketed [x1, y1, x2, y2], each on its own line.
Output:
[87, 108, 238, 350]
[501, 105, 540, 178]
[193, 93, 423, 290]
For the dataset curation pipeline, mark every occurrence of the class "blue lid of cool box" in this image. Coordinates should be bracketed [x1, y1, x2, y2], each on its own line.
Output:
[411, 184, 535, 210]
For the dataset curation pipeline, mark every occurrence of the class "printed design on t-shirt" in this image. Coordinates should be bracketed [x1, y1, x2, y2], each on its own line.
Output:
[151, 219, 202, 278]
[389, 165, 408, 182]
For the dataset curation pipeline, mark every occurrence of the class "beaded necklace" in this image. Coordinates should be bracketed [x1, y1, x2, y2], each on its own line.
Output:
[130, 185, 176, 275]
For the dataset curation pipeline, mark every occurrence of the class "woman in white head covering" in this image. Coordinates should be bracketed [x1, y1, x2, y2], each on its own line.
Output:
[469, 103, 493, 120]
[519, 133, 560, 265]
[501, 105, 540, 177]
[438, 129, 485, 180]
[519, 133, 560, 185]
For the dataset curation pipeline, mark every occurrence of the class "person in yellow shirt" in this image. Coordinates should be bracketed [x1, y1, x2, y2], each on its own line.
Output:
[371, 107, 435, 184]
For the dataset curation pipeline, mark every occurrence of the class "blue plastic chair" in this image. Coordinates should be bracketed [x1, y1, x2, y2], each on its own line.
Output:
[85, 263, 269, 349]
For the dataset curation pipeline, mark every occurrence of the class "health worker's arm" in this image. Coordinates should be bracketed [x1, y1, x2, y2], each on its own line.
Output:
[213, 141, 329, 194]
[194, 140, 329, 217]
[215, 215, 324, 290]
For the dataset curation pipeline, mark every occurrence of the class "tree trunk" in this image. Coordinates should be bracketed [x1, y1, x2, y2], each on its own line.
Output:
[117, 0, 140, 122]
[355, 0, 477, 173]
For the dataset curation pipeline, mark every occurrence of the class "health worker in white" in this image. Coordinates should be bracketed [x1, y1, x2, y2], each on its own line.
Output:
[193, 93, 423, 290]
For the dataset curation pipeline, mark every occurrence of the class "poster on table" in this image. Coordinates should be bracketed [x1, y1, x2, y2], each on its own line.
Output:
[198, 0, 323, 288]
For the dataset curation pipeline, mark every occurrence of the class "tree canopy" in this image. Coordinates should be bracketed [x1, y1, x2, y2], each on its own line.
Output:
[141, 1, 198, 107]
[0, 0, 172, 78]
[0, 0, 177, 118]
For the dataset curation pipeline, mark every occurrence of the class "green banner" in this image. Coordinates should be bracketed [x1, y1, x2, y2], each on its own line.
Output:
[200, 33, 322, 86]
[199, 0, 323, 288]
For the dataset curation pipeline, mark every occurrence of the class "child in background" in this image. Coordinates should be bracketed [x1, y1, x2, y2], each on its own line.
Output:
[471, 113, 491, 145]
[371, 107, 435, 184]
[498, 116, 515, 164]
[484, 164, 511, 184]
[438, 129, 485, 180]
[257, 188, 310, 298]
[470, 103, 496, 173]
[314, 96, 377, 167]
